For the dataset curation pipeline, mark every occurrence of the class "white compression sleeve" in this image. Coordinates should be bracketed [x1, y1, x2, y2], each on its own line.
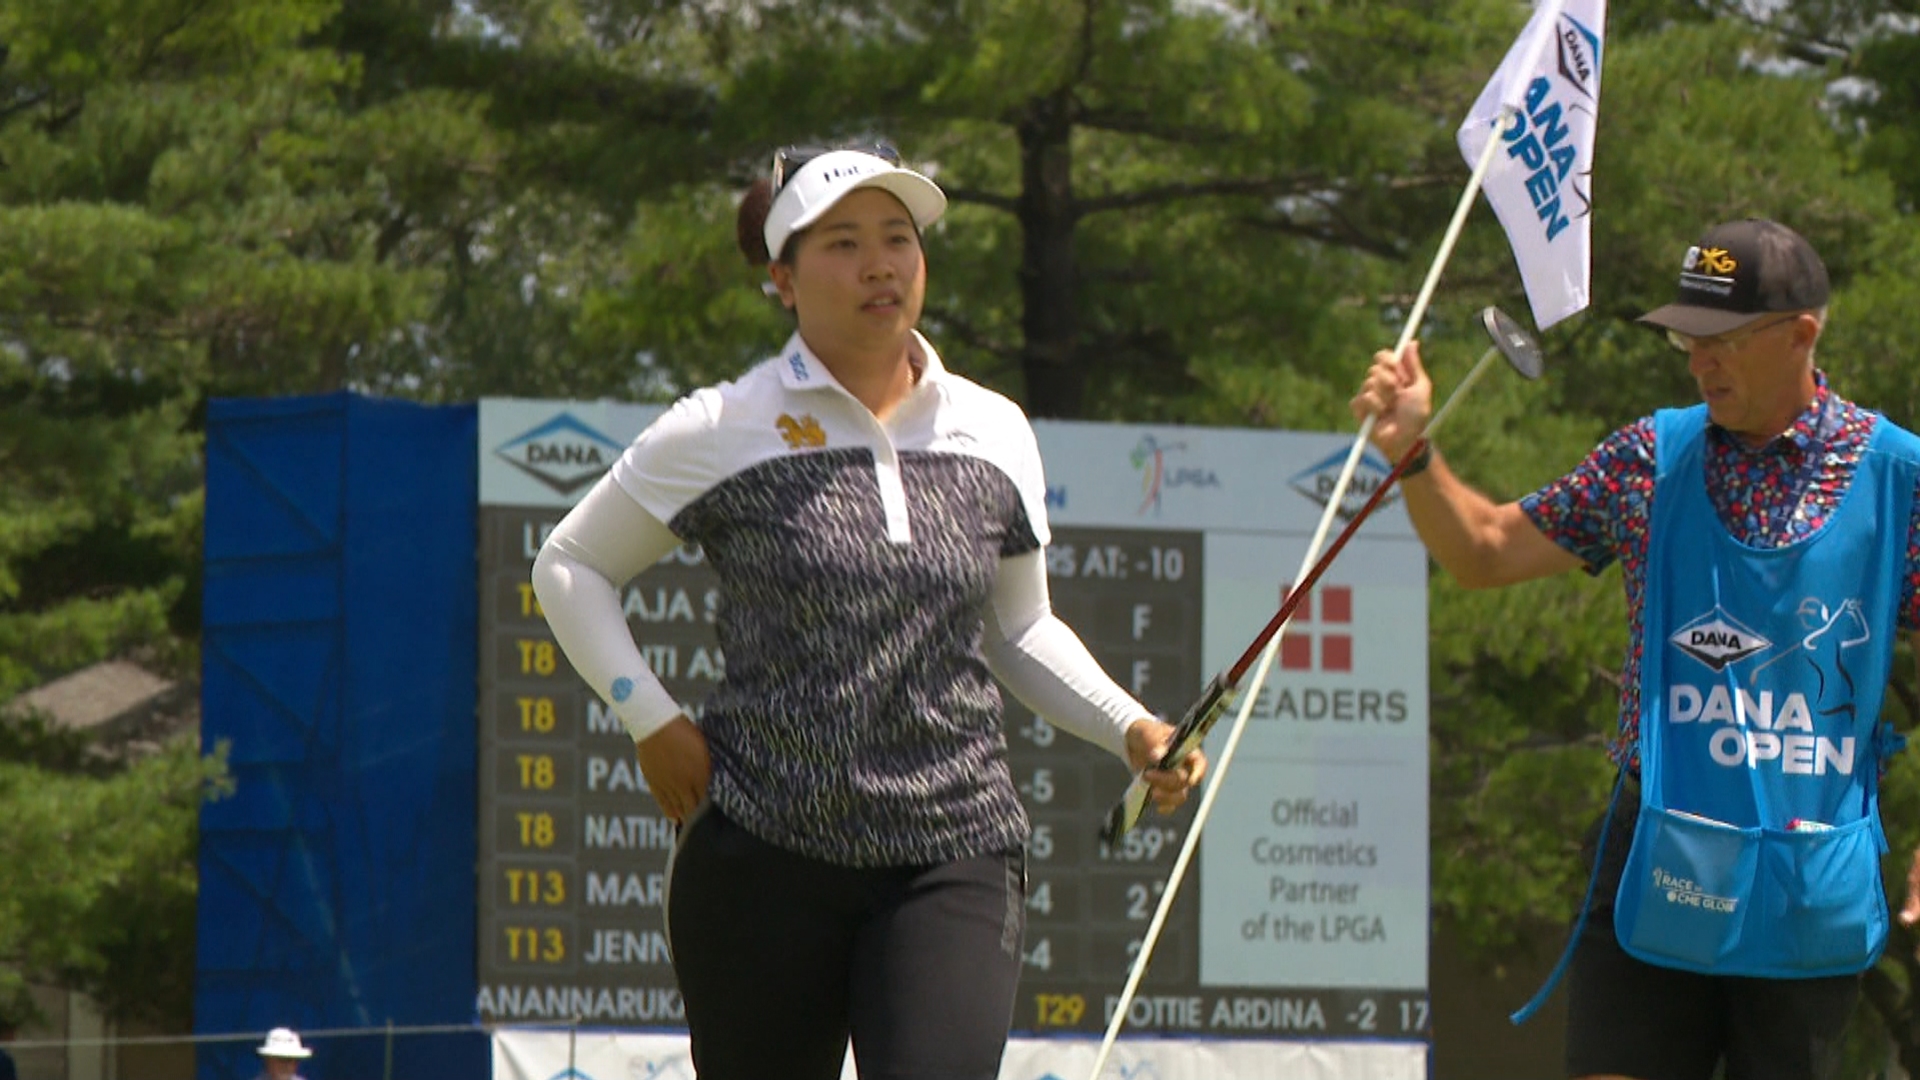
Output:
[530, 476, 688, 744]
[982, 549, 1145, 763]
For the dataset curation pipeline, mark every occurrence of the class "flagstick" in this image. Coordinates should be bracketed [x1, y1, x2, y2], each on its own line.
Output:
[1080, 104, 1517, 1080]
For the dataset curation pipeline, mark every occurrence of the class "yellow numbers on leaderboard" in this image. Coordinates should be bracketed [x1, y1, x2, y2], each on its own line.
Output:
[1034, 993, 1086, 1028]
[516, 753, 556, 791]
[503, 926, 566, 963]
[504, 868, 566, 905]
[514, 811, 557, 849]
[516, 639, 558, 675]
[515, 696, 558, 734]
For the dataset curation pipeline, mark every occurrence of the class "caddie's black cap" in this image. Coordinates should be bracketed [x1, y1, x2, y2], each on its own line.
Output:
[1637, 218, 1830, 337]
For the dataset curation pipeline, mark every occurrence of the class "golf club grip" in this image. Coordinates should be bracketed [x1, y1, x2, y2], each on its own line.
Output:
[1156, 668, 1235, 768]
[1099, 670, 1237, 845]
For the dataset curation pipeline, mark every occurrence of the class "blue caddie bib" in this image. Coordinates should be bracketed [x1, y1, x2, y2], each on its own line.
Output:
[1614, 403, 1919, 977]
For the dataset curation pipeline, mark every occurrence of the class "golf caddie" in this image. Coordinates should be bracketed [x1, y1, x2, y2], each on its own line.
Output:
[1351, 216, 1920, 1080]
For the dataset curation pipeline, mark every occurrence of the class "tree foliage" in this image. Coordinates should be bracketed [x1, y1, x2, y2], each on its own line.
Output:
[0, 715, 229, 1028]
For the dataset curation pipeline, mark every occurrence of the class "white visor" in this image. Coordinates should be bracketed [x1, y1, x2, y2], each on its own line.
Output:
[763, 149, 946, 261]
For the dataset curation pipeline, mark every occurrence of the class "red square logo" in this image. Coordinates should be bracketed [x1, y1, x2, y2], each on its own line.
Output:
[1321, 586, 1353, 623]
[1280, 634, 1313, 670]
[1282, 584, 1312, 621]
[1321, 634, 1353, 672]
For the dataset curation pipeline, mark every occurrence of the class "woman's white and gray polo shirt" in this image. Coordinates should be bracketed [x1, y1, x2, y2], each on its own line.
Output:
[613, 332, 1054, 868]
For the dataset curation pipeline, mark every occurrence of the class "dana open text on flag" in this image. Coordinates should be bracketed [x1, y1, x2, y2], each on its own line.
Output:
[1457, 0, 1606, 331]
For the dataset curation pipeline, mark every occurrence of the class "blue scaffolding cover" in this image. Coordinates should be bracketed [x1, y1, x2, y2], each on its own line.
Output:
[197, 393, 483, 1079]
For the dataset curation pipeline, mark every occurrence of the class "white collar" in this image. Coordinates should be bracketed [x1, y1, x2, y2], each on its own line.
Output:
[774, 330, 947, 393]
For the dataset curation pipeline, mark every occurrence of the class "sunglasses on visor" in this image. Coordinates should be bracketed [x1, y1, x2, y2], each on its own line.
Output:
[770, 142, 902, 194]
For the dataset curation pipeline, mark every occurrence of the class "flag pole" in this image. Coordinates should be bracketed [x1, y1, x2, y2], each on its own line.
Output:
[1080, 105, 1519, 1080]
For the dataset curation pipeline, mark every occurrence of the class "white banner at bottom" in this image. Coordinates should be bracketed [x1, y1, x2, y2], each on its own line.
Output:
[491, 1028, 1427, 1080]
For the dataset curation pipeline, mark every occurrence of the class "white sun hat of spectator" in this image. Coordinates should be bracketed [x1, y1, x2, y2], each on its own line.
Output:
[257, 1028, 313, 1059]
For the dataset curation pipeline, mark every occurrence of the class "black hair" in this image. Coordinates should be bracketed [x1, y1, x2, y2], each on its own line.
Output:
[736, 177, 778, 267]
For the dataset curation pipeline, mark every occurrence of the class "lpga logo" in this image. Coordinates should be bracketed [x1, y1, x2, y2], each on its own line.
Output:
[1129, 435, 1220, 516]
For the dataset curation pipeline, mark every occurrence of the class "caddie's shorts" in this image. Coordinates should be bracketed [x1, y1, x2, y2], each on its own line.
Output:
[1564, 793, 1861, 1080]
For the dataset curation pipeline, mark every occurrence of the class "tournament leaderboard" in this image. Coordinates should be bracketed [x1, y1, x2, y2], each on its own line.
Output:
[474, 400, 1431, 1045]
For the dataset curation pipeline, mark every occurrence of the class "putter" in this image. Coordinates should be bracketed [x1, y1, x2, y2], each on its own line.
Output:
[1099, 304, 1545, 846]
[1079, 307, 1546, 1080]
[1078, 72, 1540, 1080]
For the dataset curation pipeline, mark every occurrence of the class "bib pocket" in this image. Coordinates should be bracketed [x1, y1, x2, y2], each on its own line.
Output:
[1615, 807, 1754, 970]
[1615, 806, 1887, 976]
[1750, 816, 1886, 973]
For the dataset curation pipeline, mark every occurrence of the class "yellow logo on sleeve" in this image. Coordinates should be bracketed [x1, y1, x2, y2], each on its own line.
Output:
[777, 413, 827, 449]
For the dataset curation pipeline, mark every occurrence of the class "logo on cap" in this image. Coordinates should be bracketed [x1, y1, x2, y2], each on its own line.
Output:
[1695, 247, 1736, 275]
[809, 162, 884, 188]
[1679, 246, 1738, 297]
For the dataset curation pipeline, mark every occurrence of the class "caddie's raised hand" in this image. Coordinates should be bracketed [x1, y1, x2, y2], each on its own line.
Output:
[1125, 718, 1208, 815]
[637, 714, 711, 824]
[1348, 340, 1435, 461]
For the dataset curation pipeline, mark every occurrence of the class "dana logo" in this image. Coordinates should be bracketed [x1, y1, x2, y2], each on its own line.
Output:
[1669, 608, 1772, 672]
[1554, 11, 1600, 98]
[1130, 435, 1220, 516]
[1288, 448, 1398, 521]
[786, 350, 810, 382]
[493, 414, 625, 495]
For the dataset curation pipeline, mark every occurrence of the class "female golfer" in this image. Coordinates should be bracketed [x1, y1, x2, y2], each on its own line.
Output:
[531, 143, 1205, 1080]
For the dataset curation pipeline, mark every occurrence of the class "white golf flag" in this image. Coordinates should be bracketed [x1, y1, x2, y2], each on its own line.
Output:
[1457, 0, 1606, 330]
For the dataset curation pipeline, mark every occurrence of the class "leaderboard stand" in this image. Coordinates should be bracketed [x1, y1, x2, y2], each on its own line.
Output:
[474, 400, 1432, 1079]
